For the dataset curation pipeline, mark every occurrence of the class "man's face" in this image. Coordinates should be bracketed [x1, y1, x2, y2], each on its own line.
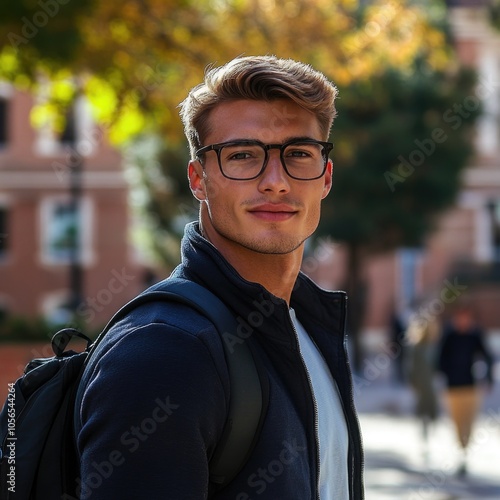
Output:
[453, 309, 474, 333]
[188, 99, 332, 257]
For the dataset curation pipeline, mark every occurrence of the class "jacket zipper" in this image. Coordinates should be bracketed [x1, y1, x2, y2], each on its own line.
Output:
[335, 372, 360, 500]
[339, 296, 365, 500]
[288, 313, 321, 500]
[289, 301, 364, 500]
[343, 343, 365, 499]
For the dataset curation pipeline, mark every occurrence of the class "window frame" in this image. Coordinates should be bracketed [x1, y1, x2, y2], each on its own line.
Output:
[39, 195, 94, 266]
[0, 204, 8, 261]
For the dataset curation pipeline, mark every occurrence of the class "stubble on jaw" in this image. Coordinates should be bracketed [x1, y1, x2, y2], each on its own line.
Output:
[204, 212, 314, 256]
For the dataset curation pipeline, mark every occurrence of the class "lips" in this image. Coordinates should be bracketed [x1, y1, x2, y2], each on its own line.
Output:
[247, 203, 298, 221]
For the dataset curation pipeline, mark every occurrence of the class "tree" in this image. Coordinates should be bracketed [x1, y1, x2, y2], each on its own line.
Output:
[0, 0, 451, 141]
[317, 65, 481, 369]
[0, 1, 479, 355]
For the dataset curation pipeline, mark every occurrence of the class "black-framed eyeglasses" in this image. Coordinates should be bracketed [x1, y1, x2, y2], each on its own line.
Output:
[195, 139, 333, 181]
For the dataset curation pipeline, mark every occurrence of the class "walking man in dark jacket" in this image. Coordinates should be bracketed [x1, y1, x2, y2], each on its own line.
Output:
[76, 55, 364, 499]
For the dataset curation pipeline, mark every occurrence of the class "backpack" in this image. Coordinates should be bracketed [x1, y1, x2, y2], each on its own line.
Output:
[0, 278, 263, 499]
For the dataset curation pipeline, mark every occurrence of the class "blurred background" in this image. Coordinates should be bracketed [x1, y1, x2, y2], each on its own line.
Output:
[0, 0, 499, 497]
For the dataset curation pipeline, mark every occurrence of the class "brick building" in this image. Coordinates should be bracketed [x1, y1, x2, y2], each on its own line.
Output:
[0, 1, 498, 343]
[308, 0, 500, 339]
[0, 87, 148, 331]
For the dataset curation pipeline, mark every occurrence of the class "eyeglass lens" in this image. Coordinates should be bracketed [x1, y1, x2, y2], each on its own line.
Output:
[219, 142, 326, 180]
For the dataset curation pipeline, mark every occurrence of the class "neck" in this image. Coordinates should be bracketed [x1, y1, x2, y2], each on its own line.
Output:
[232, 252, 302, 305]
[199, 222, 302, 305]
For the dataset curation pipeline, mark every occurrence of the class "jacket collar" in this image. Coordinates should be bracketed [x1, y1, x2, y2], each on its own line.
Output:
[173, 222, 346, 344]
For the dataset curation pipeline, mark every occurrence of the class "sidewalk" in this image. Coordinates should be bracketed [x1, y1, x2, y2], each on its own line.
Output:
[356, 379, 500, 499]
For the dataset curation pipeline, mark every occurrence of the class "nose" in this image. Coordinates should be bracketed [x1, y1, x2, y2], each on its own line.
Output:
[257, 149, 290, 194]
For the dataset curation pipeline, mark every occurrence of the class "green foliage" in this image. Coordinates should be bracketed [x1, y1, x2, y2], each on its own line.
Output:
[0, 0, 95, 67]
[0, 0, 481, 269]
[489, 0, 500, 32]
[0, 0, 453, 143]
[0, 314, 55, 342]
[0, 313, 100, 343]
[124, 136, 194, 267]
[319, 65, 480, 254]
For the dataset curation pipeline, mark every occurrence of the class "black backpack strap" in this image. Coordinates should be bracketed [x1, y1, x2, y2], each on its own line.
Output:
[80, 278, 264, 490]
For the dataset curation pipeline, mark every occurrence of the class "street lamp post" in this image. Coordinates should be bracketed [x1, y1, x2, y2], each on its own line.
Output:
[486, 199, 500, 263]
[69, 150, 83, 322]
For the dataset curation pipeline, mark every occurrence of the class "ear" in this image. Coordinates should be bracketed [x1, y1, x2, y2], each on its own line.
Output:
[188, 160, 207, 201]
[321, 160, 333, 200]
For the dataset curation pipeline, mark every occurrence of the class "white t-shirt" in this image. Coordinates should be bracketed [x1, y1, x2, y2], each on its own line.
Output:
[290, 309, 349, 499]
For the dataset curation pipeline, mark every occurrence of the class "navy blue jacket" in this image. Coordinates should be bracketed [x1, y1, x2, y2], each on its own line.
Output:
[76, 222, 364, 499]
[437, 323, 494, 388]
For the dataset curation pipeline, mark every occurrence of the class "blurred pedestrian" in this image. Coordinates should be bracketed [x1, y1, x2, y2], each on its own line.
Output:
[390, 310, 407, 384]
[405, 313, 440, 460]
[437, 303, 494, 476]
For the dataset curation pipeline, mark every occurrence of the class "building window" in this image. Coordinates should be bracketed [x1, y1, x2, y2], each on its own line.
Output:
[59, 104, 77, 146]
[398, 247, 422, 308]
[48, 201, 80, 261]
[35, 95, 95, 157]
[0, 206, 9, 259]
[488, 200, 500, 262]
[41, 291, 74, 326]
[0, 98, 8, 147]
[40, 197, 93, 265]
[0, 206, 8, 259]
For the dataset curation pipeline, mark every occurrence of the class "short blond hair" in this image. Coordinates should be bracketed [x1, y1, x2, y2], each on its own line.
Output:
[179, 55, 338, 159]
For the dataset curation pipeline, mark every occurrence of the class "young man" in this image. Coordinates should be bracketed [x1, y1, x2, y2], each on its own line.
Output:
[76, 56, 364, 499]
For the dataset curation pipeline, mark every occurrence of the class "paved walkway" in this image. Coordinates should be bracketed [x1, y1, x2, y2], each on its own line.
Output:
[361, 413, 500, 499]
[357, 379, 500, 499]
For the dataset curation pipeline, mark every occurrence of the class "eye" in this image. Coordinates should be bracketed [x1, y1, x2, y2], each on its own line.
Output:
[285, 144, 320, 159]
[227, 151, 253, 161]
[288, 149, 312, 157]
[222, 144, 262, 162]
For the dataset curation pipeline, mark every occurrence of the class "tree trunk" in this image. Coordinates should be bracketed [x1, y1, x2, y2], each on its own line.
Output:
[345, 242, 367, 373]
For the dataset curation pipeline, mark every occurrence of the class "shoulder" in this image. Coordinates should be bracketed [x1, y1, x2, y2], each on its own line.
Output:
[80, 300, 230, 411]
[76, 306, 231, 483]
[98, 298, 226, 363]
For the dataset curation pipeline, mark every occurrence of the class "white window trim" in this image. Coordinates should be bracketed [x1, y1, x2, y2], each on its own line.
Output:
[40, 289, 74, 325]
[0, 82, 14, 99]
[459, 190, 496, 263]
[0, 84, 11, 152]
[0, 195, 11, 265]
[476, 47, 500, 157]
[34, 94, 98, 158]
[39, 195, 95, 266]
